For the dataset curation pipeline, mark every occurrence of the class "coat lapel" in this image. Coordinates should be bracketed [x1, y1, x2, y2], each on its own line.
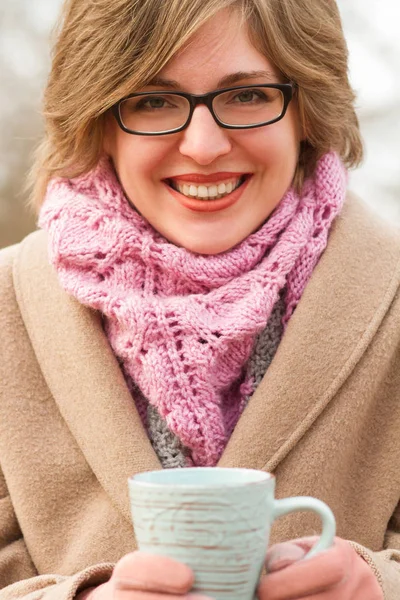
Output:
[14, 231, 161, 524]
[219, 196, 400, 471]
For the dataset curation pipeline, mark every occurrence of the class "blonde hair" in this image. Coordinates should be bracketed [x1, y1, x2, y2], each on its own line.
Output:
[31, 0, 363, 209]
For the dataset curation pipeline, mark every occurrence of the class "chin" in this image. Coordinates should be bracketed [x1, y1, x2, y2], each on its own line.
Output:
[174, 236, 244, 256]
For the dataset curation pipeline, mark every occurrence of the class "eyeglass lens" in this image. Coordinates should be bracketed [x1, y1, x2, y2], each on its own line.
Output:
[118, 87, 285, 133]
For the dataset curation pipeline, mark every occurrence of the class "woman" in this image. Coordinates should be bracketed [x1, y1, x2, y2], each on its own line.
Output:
[0, 0, 398, 598]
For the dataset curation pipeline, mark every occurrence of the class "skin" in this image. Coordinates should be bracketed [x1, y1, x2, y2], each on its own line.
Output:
[104, 8, 301, 255]
[77, 553, 210, 600]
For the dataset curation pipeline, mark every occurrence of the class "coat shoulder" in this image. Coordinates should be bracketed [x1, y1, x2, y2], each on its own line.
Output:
[0, 241, 21, 309]
[0, 241, 19, 280]
[342, 194, 400, 318]
[341, 193, 400, 251]
[0, 230, 47, 326]
[329, 194, 400, 297]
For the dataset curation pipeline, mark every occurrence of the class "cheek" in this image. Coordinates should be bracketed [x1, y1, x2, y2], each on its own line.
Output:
[238, 117, 299, 170]
[242, 138, 296, 183]
[111, 134, 172, 188]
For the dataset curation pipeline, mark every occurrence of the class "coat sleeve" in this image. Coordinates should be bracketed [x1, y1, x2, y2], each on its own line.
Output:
[0, 468, 114, 600]
[0, 242, 115, 599]
[350, 503, 400, 600]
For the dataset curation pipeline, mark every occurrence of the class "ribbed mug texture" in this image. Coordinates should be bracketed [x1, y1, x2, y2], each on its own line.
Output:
[129, 468, 274, 600]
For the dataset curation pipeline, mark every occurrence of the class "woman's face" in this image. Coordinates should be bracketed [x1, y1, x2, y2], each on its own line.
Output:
[104, 9, 301, 254]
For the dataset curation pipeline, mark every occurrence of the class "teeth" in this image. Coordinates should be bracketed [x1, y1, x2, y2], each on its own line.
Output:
[208, 185, 218, 198]
[198, 185, 208, 198]
[173, 177, 244, 200]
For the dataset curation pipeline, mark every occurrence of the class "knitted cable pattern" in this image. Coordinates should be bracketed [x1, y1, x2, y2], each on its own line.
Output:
[39, 152, 346, 466]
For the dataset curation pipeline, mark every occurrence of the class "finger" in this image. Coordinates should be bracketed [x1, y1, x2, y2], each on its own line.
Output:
[258, 540, 351, 600]
[265, 536, 321, 572]
[114, 591, 213, 600]
[258, 573, 338, 600]
[113, 552, 194, 595]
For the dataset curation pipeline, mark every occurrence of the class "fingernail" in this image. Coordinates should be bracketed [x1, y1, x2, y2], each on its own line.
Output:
[266, 545, 307, 573]
[267, 557, 298, 572]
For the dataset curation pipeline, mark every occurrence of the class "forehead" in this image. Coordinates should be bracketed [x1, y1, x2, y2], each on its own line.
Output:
[157, 8, 280, 93]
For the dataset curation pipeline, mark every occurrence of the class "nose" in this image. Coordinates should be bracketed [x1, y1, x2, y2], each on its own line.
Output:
[178, 105, 232, 165]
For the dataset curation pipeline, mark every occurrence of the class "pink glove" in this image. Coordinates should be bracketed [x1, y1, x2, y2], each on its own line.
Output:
[257, 537, 383, 600]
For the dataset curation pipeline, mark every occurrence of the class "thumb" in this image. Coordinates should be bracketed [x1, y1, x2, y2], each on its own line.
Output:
[265, 541, 308, 572]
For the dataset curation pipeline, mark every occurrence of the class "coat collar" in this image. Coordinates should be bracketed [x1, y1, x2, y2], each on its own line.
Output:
[14, 195, 400, 520]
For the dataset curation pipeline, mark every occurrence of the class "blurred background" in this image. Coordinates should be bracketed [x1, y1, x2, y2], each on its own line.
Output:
[1, 0, 399, 249]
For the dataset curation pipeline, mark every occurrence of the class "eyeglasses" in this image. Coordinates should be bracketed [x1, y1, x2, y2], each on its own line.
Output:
[111, 83, 295, 136]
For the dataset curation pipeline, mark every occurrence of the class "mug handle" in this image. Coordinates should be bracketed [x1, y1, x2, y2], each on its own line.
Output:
[272, 496, 336, 560]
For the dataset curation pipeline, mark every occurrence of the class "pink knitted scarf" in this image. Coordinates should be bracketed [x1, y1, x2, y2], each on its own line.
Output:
[39, 152, 346, 466]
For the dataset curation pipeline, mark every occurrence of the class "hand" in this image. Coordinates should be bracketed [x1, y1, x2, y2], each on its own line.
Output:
[79, 552, 212, 600]
[257, 537, 383, 600]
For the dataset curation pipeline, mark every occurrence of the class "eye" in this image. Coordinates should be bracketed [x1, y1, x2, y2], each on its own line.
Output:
[136, 96, 170, 110]
[232, 89, 271, 104]
[235, 90, 259, 103]
[221, 87, 282, 107]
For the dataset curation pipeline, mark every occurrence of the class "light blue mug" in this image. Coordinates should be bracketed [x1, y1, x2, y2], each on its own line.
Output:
[128, 468, 336, 600]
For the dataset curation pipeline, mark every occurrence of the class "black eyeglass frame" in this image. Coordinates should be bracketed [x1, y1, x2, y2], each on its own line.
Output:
[111, 83, 296, 136]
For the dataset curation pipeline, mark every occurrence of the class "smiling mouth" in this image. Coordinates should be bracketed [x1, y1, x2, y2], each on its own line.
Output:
[166, 175, 249, 201]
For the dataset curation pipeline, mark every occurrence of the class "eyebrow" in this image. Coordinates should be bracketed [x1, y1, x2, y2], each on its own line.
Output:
[147, 70, 280, 90]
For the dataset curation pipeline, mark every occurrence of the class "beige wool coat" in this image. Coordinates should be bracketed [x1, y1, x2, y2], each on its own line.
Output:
[1, 196, 400, 600]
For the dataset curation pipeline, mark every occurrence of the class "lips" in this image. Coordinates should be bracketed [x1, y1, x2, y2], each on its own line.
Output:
[165, 173, 251, 202]
[169, 172, 248, 184]
[170, 177, 244, 200]
[164, 174, 252, 213]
